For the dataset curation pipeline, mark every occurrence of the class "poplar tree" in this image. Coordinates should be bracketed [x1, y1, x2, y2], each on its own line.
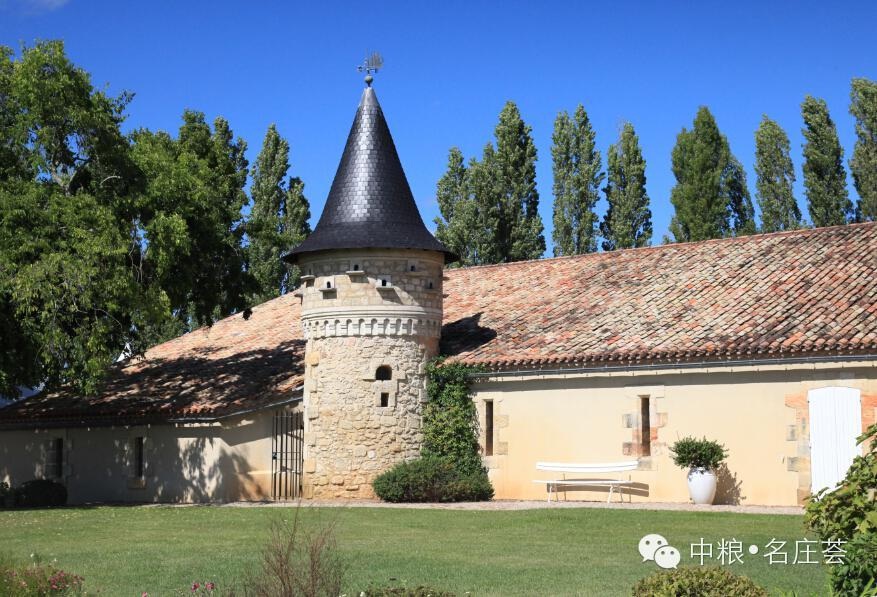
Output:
[725, 157, 756, 236]
[669, 107, 752, 242]
[551, 105, 603, 256]
[801, 96, 852, 227]
[435, 147, 478, 266]
[600, 122, 651, 251]
[434, 102, 545, 265]
[247, 125, 311, 302]
[493, 101, 545, 262]
[850, 78, 877, 221]
[283, 176, 312, 283]
[754, 116, 801, 232]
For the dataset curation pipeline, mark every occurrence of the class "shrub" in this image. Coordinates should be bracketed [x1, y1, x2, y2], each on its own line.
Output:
[631, 566, 767, 597]
[240, 506, 344, 597]
[360, 586, 455, 596]
[669, 437, 728, 471]
[14, 479, 67, 508]
[805, 423, 877, 596]
[0, 482, 13, 508]
[373, 457, 493, 503]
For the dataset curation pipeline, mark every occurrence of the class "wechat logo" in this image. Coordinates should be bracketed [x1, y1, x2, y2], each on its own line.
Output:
[639, 533, 681, 570]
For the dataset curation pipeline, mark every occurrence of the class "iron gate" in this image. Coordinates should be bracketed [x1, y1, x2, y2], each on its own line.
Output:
[271, 409, 304, 500]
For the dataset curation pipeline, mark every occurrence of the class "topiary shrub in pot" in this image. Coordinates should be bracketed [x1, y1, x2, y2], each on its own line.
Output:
[632, 566, 767, 596]
[669, 436, 727, 505]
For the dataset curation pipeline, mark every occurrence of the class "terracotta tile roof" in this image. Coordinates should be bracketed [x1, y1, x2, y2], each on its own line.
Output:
[0, 293, 305, 425]
[2, 222, 876, 425]
[442, 222, 877, 369]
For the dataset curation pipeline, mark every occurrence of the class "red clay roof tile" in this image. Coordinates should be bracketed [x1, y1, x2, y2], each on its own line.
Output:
[2, 222, 876, 425]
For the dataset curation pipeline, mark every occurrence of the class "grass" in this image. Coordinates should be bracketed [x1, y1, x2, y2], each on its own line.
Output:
[0, 505, 828, 596]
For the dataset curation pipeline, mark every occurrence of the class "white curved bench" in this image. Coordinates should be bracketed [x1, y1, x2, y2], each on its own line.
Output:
[533, 460, 639, 503]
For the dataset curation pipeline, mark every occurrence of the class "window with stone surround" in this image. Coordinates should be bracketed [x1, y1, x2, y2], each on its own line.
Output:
[45, 437, 63, 479]
[485, 400, 494, 456]
[640, 395, 651, 457]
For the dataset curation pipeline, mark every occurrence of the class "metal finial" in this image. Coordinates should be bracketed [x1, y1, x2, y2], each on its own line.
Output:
[357, 51, 383, 86]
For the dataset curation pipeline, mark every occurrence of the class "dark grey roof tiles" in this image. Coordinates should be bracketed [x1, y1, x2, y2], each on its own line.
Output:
[284, 87, 455, 263]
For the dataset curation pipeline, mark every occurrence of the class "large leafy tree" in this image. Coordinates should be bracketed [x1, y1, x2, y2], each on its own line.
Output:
[0, 41, 148, 395]
[247, 124, 311, 302]
[0, 41, 257, 396]
[754, 116, 801, 232]
[131, 111, 255, 330]
[801, 95, 852, 227]
[668, 107, 754, 242]
[551, 105, 603, 256]
[600, 122, 651, 251]
[433, 102, 544, 265]
[850, 78, 877, 221]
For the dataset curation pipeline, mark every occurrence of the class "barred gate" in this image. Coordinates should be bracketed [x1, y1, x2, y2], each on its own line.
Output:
[271, 410, 304, 500]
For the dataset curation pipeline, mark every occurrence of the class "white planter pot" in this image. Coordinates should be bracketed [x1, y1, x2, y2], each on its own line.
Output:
[687, 467, 717, 505]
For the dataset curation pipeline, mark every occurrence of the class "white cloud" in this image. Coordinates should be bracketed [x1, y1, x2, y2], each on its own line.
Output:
[0, 0, 70, 14]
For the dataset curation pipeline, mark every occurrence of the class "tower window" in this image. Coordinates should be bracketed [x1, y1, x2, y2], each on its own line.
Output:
[375, 365, 392, 381]
[380, 392, 390, 407]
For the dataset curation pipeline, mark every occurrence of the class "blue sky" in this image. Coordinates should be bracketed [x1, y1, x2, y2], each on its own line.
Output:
[2, 0, 875, 253]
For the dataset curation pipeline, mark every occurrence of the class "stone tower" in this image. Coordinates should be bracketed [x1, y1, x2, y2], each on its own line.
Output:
[283, 83, 454, 498]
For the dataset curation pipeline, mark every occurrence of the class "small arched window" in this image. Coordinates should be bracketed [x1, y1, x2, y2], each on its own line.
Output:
[375, 365, 392, 381]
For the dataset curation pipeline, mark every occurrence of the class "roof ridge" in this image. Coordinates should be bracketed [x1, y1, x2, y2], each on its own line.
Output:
[449, 221, 877, 273]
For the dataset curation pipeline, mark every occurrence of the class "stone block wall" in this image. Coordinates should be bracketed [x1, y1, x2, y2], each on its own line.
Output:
[296, 249, 444, 499]
[302, 334, 437, 498]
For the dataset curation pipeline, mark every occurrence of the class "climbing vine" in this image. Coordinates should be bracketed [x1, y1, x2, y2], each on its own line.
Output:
[421, 358, 484, 475]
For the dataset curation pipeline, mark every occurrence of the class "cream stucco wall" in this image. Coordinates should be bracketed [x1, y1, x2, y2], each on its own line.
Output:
[0, 406, 293, 504]
[475, 361, 877, 507]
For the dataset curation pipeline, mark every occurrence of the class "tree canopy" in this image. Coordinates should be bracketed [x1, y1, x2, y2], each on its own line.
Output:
[801, 95, 852, 227]
[551, 105, 603, 256]
[0, 41, 262, 396]
[434, 102, 545, 265]
[850, 78, 877, 222]
[668, 107, 754, 242]
[600, 122, 651, 251]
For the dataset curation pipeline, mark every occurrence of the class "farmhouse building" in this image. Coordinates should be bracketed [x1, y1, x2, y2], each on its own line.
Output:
[1, 84, 876, 507]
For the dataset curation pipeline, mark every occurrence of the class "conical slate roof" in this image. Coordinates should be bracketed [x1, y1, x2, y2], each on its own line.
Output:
[284, 86, 454, 263]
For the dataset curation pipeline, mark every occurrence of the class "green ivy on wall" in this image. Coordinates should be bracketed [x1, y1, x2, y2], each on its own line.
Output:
[421, 358, 485, 476]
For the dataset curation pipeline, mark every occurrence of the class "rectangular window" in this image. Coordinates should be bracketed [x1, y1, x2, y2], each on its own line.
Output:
[133, 436, 145, 478]
[640, 396, 651, 457]
[46, 437, 63, 479]
[485, 400, 494, 456]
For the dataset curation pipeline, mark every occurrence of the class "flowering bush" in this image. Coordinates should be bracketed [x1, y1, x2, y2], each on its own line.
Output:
[0, 553, 86, 595]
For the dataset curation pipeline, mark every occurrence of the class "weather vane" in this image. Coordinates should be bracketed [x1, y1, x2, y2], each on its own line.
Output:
[357, 51, 383, 87]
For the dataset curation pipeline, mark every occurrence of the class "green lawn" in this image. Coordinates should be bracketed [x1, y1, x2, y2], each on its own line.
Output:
[0, 505, 828, 596]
